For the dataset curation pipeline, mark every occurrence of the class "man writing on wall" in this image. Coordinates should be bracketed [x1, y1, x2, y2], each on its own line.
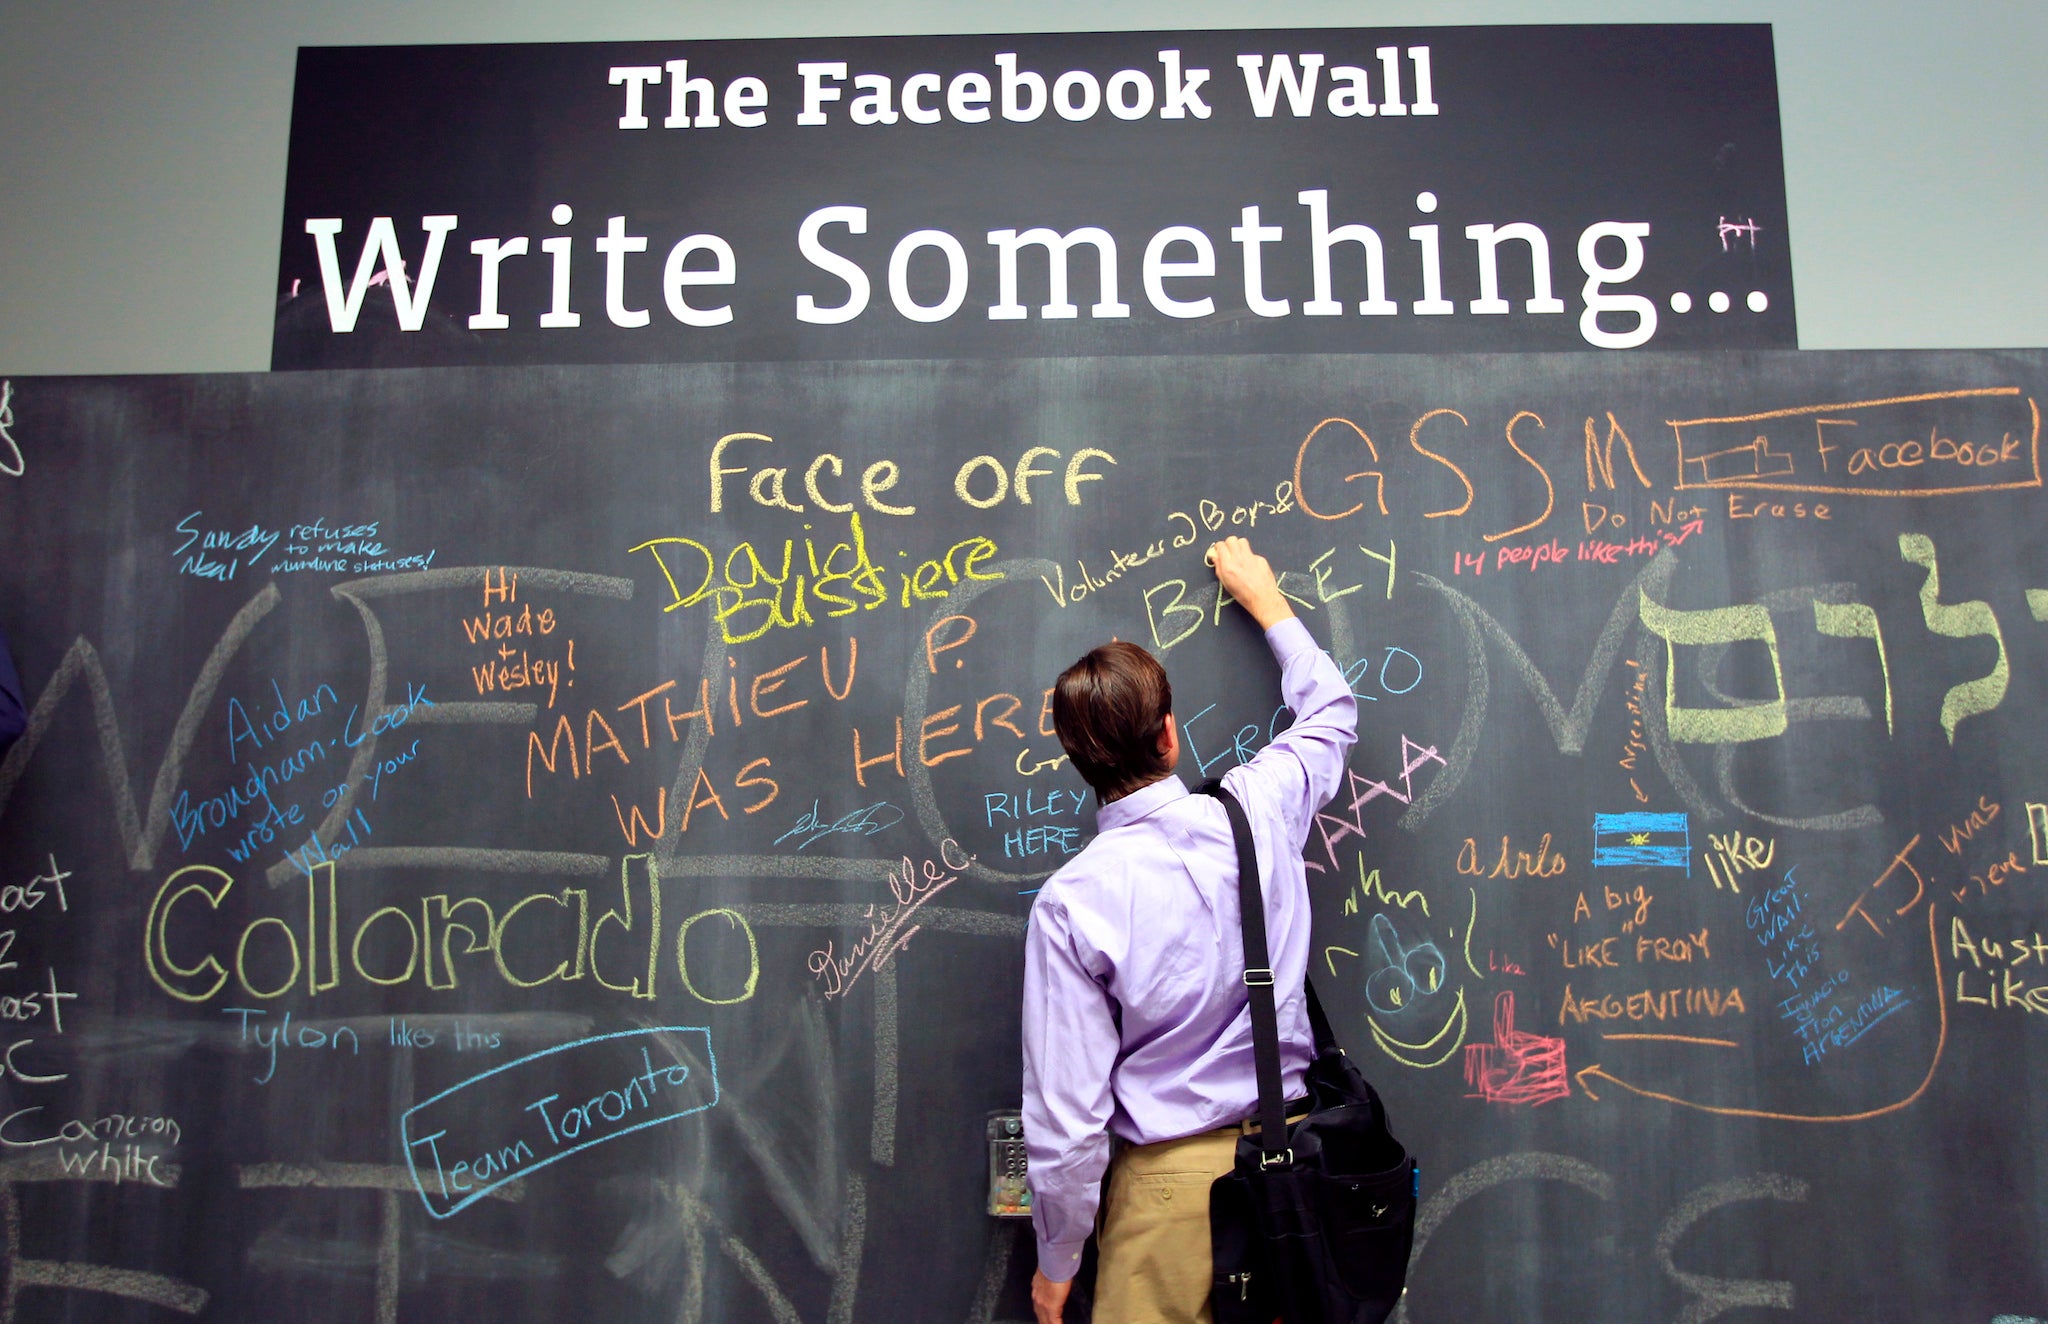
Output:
[1023, 536, 1357, 1322]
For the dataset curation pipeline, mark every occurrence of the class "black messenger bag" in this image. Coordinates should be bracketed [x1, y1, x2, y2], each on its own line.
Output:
[1200, 782, 1418, 1324]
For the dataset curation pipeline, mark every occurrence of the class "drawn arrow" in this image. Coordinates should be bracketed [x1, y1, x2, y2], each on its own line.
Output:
[1571, 903, 1946, 1123]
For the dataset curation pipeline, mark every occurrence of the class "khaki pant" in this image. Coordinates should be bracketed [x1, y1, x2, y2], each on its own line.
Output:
[1094, 1129, 1238, 1323]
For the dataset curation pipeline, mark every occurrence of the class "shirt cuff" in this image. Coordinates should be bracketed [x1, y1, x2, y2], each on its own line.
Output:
[1264, 614, 1316, 663]
[1036, 1235, 1089, 1284]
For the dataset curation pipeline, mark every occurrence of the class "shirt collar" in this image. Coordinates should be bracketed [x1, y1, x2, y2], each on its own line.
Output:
[1096, 774, 1188, 832]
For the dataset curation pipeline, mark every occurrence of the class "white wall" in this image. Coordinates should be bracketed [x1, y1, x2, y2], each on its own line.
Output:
[0, 0, 2041, 375]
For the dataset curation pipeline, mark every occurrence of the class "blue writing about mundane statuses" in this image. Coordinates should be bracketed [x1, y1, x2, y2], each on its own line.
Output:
[173, 512, 437, 580]
[985, 787, 1087, 858]
[400, 1027, 719, 1218]
[1750, 866, 1908, 1066]
[273, 516, 438, 575]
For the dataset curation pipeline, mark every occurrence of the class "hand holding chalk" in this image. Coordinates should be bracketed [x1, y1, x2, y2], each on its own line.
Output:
[1207, 536, 1293, 630]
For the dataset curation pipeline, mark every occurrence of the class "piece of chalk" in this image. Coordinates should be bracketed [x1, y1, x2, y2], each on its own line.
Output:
[1205, 547, 1217, 567]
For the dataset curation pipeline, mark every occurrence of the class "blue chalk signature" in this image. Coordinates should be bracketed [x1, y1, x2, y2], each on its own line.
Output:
[775, 800, 905, 850]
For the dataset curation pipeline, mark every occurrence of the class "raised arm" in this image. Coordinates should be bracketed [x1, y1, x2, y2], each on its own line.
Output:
[1208, 537, 1358, 839]
[1208, 535, 1294, 632]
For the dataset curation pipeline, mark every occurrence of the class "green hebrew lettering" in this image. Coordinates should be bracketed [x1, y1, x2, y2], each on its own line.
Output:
[1811, 601, 1894, 736]
[1638, 591, 1788, 744]
[2028, 588, 2048, 621]
[1899, 533, 2007, 744]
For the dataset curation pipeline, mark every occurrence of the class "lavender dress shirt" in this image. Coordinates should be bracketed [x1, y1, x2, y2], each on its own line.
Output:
[1021, 617, 1358, 1281]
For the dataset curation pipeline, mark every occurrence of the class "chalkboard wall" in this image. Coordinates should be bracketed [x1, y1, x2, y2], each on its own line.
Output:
[0, 350, 2042, 1321]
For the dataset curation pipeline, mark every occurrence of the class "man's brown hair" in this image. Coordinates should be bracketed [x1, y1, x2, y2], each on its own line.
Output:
[1052, 641, 1174, 802]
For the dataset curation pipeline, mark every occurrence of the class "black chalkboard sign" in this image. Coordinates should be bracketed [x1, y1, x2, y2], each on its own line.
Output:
[0, 350, 2042, 1321]
[271, 26, 1796, 368]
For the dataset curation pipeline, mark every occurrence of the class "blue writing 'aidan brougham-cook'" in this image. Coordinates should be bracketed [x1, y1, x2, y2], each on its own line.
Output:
[173, 679, 434, 860]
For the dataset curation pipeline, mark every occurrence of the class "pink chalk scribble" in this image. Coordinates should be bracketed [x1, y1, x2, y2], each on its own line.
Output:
[1306, 734, 1446, 875]
[1717, 216, 1763, 252]
[367, 257, 410, 290]
[1463, 991, 1569, 1105]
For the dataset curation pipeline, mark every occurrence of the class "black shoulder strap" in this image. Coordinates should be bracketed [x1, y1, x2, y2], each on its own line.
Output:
[1304, 978, 1340, 1058]
[1198, 779, 1289, 1158]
